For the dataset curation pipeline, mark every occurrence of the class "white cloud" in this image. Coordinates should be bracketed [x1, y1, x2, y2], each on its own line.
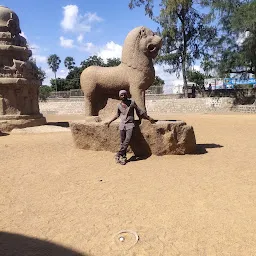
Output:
[83, 42, 97, 52]
[33, 55, 47, 64]
[61, 5, 79, 31]
[154, 64, 183, 94]
[77, 34, 84, 43]
[59, 69, 69, 78]
[60, 5, 102, 34]
[44, 68, 69, 85]
[84, 12, 103, 23]
[60, 36, 74, 48]
[97, 41, 122, 61]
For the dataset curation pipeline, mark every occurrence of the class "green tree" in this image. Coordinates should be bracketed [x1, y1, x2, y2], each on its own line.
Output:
[106, 58, 121, 67]
[64, 56, 75, 70]
[202, 0, 256, 77]
[80, 55, 105, 68]
[36, 67, 46, 83]
[187, 70, 206, 89]
[65, 67, 82, 90]
[39, 85, 52, 101]
[29, 57, 46, 83]
[50, 78, 69, 92]
[47, 54, 61, 92]
[129, 0, 216, 97]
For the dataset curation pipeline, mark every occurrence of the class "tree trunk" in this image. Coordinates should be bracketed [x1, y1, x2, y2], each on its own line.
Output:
[181, 7, 188, 98]
[54, 72, 57, 95]
[182, 59, 188, 98]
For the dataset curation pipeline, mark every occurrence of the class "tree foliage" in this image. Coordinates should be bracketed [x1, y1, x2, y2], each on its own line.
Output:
[47, 54, 61, 73]
[50, 78, 68, 91]
[36, 67, 46, 83]
[29, 57, 46, 82]
[106, 58, 121, 67]
[80, 55, 105, 68]
[64, 56, 75, 70]
[129, 0, 216, 97]
[201, 0, 256, 77]
[186, 70, 209, 90]
[39, 85, 52, 101]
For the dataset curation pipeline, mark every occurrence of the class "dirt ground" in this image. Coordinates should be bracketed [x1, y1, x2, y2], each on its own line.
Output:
[1, 113, 256, 256]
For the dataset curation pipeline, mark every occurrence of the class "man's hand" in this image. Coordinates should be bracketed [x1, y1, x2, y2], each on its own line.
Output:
[104, 121, 110, 128]
[149, 117, 157, 124]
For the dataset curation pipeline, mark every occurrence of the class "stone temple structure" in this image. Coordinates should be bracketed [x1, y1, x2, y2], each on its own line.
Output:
[0, 6, 45, 132]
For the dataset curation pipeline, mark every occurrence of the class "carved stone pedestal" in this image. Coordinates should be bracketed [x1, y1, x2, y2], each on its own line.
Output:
[0, 78, 46, 132]
[70, 119, 197, 156]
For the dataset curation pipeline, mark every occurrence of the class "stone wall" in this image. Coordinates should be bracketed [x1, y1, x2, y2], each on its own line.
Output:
[232, 104, 256, 113]
[146, 97, 234, 113]
[40, 99, 84, 115]
[39, 97, 253, 115]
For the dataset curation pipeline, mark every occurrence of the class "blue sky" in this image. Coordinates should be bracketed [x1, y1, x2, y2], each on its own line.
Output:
[2, 0, 197, 91]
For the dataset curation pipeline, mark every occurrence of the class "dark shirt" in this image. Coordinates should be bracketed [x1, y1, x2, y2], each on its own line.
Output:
[116, 99, 145, 130]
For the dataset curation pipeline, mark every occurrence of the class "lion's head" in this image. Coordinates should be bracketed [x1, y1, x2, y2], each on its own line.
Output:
[121, 26, 162, 70]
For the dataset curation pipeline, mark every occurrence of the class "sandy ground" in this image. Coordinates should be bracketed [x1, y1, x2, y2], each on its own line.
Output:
[1, 113, 256, 255]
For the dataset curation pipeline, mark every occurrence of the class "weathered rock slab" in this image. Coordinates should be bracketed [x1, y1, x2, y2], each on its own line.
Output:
[11, 125, 69, 134]
[0, 114, 46, 132]
[70, 119, 196, 156]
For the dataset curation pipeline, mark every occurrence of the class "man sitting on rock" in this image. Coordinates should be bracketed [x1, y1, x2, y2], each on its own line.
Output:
[105, 90, 156, 165]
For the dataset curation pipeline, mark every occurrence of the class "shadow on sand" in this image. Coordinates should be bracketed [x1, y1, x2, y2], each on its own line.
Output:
[196, 143, 223, 154]
[127, 155, 149, 162]
[0, 231, 89, 256]
[0, 132, 9, 136]
[46, 122, 70, 128]
[129, 120, 152, 159]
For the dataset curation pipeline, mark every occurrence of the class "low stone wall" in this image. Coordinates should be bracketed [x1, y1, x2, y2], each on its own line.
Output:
[40, 100, 85, 115]
[146, 97, 234, 113]
[232, 104, 256, 113]
[39, 97, 256, 115]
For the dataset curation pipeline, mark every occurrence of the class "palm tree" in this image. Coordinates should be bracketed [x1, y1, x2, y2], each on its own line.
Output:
[64, 56, 75, 70]
[47, 54, 61, 94]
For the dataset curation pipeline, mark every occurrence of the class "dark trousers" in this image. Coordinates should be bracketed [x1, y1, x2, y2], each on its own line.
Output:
[117, 128, 133, 157]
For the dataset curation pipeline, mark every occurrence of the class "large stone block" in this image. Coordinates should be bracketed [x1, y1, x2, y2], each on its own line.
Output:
[0, 114, 46, 132]
[70, 119, 196, 156]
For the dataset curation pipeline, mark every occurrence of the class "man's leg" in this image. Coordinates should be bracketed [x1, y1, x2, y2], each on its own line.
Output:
[118, 128, 133, 157]
[115, 130, 126, 162]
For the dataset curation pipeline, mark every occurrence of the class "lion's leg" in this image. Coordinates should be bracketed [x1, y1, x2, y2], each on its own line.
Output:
[130, 87, 146, 111]
[84, 95, 100, 116]
[84, 96, 93, 116]
[96, 95, 108, 115]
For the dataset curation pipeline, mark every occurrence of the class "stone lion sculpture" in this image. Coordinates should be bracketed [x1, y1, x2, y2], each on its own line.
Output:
[80, 26, 162, 116]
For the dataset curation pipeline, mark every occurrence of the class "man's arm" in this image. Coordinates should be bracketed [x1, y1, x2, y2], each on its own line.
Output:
[105, 108, 120, 127]
[141, 112, 156, 123]
[134, 101, 156, 124]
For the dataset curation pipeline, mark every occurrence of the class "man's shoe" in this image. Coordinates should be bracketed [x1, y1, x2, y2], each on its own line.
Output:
[115, 155, 120, 164]
[119, 156, 127, 165]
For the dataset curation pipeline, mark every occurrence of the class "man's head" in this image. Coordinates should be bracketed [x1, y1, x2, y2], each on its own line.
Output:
[119, 90, 128, 100]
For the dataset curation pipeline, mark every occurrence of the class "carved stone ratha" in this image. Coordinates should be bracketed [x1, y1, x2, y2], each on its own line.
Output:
[0, 5, 46, 132]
